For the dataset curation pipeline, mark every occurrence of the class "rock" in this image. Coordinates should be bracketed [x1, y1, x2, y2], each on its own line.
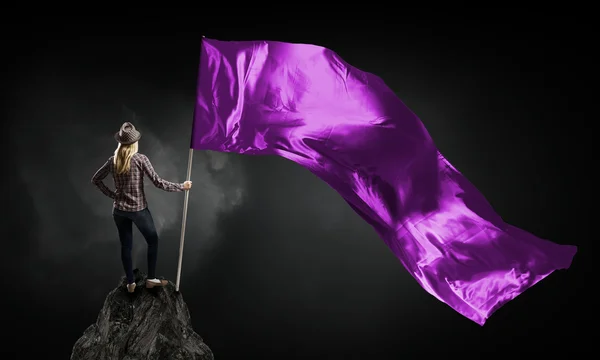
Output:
[71, 269, 214, 360]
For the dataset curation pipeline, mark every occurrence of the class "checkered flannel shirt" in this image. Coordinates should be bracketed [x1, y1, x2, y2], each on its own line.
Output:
[91, 153, 184, 212]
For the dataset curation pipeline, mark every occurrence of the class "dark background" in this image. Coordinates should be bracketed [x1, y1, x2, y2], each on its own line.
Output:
[4, 13, 592, 359]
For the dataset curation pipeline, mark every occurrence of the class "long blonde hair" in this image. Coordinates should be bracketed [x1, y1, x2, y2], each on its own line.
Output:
[113, 141, 138, 174]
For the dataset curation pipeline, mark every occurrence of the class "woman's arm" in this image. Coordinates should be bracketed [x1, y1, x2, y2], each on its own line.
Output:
[139, 154, 185, 192]
[91, 158, 116, 199]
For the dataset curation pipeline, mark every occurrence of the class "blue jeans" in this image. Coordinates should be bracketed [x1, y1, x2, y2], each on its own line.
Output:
[112, 207, 159, 284]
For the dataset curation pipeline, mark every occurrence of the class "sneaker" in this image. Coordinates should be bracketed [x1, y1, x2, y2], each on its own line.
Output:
[127, 283, 136, 293]
[145, 278, 168, 288]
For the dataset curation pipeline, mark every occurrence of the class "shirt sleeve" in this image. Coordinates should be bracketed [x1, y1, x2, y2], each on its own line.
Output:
[91, 158, 116, 199]
[140, 154, 184, 192]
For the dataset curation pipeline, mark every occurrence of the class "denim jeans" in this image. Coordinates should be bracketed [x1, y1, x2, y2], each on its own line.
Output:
[113, 207, 159, 284]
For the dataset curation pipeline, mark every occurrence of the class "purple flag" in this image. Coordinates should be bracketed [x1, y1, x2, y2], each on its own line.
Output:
[190, 38, 577, 325]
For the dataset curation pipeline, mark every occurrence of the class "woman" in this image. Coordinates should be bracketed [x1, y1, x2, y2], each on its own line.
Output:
[92, 122, 192, 293]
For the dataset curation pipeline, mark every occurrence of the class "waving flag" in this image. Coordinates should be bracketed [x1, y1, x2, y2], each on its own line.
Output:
[188, 37, 576, 325]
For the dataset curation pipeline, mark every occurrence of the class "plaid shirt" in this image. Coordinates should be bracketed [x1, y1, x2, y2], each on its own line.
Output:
[92, 153, 184, 212]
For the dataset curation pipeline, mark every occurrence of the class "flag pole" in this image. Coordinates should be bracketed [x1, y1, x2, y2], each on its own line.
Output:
[175, 148, 194, 292]
[175, 35, 205, 292]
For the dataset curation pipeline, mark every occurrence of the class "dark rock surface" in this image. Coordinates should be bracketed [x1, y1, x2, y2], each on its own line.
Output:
[71, 269, 214, 360]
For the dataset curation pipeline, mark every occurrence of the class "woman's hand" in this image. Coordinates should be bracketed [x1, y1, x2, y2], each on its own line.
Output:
[183, 181, 193, 190]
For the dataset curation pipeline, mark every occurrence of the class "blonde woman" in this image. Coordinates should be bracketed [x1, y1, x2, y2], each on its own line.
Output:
[92, 122, 192, 293]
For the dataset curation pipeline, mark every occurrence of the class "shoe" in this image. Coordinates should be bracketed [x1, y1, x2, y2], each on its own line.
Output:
[127, 283, 136, 293]
[145, 278, 168, 288]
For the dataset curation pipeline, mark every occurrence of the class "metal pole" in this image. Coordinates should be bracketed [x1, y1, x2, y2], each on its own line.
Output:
[175, 148, 194, 292]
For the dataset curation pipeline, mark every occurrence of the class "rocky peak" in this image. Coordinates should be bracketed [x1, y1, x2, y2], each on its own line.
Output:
[71, 269, 214, 360]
